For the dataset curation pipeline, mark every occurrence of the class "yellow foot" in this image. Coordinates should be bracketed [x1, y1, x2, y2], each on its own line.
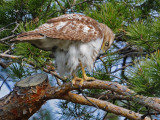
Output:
[72, 77, 83, 85]
[80, 76, 95, 86]
[72, 75, 95, 86]
[83, 74, 96, 81]
[72, 62, 96, 86]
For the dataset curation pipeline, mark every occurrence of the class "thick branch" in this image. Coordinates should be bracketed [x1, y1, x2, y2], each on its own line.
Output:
[0, 74, 49, 120]
[62, 92, 151, 120]
[45, 80, 160, 112]
[0, 74, 159, 120]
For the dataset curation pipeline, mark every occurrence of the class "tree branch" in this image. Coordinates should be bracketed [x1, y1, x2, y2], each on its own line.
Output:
[0, 74, 49, 120]
[46, 79, 160, 112]
[0, 74, 159, 120]
[62, 92, 151, 120]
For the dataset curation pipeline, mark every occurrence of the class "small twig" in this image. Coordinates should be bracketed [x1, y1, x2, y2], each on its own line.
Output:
[120, 100, 139, 111]
[43, 68, 67, 82]
[115, 32, 125, 39]
[3, 43, 15, 54]
[42, 0, 52, 18]
[79, 87, 99, 109]
[0, 74, 12, 91]
[0, 53, 22, 59]
[55, 77, 62, 86]
[111, 63, 133, 74]
[22, 58, 67, 82]
[71, 0, 77, 8]
[72, 87, 99, 120]
[72, 107, 97, 120]
[0, 40, 10, 46]
[108, 74, 132, 86]
[55, 0, 65, 13]
[73, 0, 92, 7]
[67, 0, 74, 12]
[48, 10, 62, 17]
[67, 0, 71, 8]
[0, 60, 8, 68]
[93, 71, 132, 86]
[86, 91, 131, 101]
[0, 76, 9, 90]
[0, 22, 17, 32]
[0, 34, 16, 41]
[102, 112, 109, 120]
[99, 57, 109, 74]
[12, 23, 19, 33]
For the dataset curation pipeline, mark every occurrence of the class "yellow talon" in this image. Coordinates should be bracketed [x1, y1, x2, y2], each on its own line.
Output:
[72, 75, 83, 85]
[71, 62, 95, 86]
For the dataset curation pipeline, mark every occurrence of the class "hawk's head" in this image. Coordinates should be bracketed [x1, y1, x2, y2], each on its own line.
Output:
[99, 23, 115, 52]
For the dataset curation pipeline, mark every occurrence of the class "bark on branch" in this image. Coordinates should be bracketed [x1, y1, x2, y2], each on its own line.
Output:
[45, 79, 160, 112]
[62, 92, 150, 120]
[0, 74, 49, 120]
[0, 74, 159, 120]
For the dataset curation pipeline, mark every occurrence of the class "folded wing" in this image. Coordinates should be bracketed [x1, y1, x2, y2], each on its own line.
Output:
[13, 14, 103, 43]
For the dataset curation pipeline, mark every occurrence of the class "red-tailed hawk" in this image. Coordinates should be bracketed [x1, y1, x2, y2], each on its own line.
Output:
[13, 14, 115, 86]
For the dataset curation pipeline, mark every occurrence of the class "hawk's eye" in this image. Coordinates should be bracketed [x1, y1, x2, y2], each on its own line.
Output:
[105, 42, 109, 46]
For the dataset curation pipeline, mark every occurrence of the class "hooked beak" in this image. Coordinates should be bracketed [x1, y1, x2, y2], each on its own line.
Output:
[101, 42, 105, 53]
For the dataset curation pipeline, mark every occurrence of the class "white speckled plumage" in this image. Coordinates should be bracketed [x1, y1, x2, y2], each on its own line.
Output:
[54, 38, 103, 75]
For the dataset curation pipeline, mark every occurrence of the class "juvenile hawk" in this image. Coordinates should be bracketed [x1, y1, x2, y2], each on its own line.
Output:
[13, 14, 115, 85]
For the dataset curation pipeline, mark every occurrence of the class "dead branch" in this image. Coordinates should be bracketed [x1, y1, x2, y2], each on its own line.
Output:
[0, 53, 22, 59]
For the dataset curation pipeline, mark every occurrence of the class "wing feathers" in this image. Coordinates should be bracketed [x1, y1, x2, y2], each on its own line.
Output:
[14, 14, 104, 42]
[12, 32, 45, 41]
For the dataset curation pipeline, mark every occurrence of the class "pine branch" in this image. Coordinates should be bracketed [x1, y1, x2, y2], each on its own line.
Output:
[0, 74, 154, 120]
[62, 92, 151, 120]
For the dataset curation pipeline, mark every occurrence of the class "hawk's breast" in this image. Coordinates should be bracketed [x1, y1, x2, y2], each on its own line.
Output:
[55, 37, 103, 75]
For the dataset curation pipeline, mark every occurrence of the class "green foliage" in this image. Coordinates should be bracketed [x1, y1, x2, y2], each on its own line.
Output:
[93, 71, 111, 81]
[129, 51, 160, 96]
[0, 0, 16, 25]
[126, 19, 160, 51]
[17, 20, 46, 33]
[85, 2, 131, 32]
[0, 44, 9, 52]
[14, 42, 51, 68]
[0, 0, 58, 27]
[140, 0, 160, 17]
[31, 109, 52, 120]
[8, 62, 33, 81]
[57, 101, 102, 120]
[153, 18, 160, 40]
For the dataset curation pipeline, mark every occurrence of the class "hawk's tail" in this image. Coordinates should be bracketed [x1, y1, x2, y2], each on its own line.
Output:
[11, 32, 45, 42]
